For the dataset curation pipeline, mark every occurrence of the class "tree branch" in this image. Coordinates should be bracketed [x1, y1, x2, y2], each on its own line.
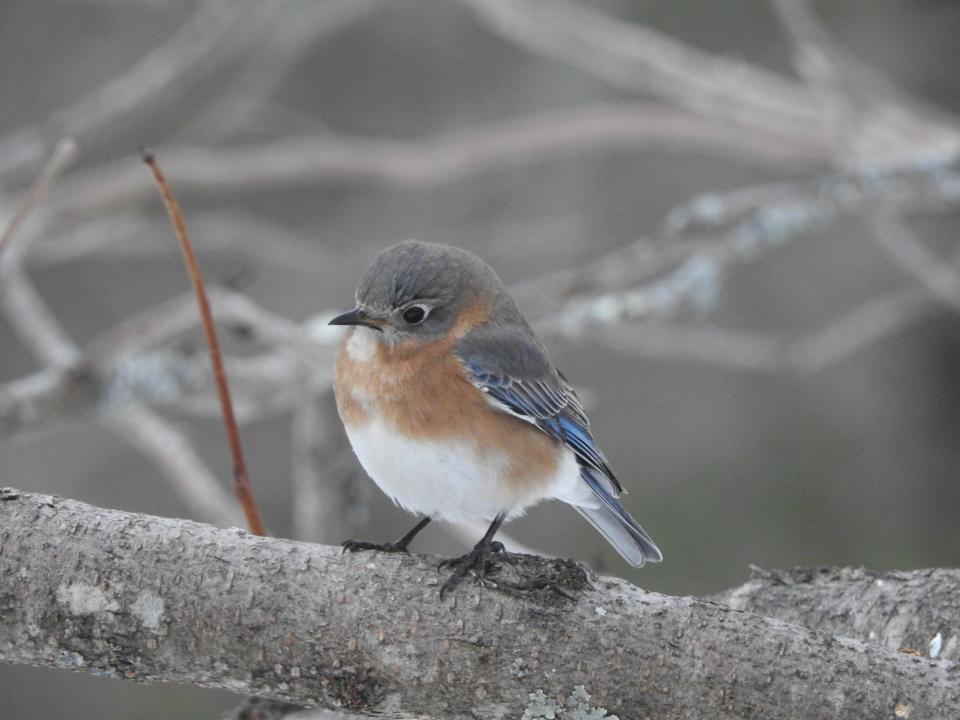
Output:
[1, 489, 956, 719]
[48, 103, 825, 217]
[714, 566, 960, 661]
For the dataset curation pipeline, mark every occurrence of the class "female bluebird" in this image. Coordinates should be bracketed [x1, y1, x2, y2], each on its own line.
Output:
[330, 240, 661, 595]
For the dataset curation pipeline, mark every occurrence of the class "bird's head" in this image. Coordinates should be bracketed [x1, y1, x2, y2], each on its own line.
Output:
[329, 240, 518, 348]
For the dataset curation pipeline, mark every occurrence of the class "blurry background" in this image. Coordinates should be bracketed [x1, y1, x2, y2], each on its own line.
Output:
[2, 0, 960, 717]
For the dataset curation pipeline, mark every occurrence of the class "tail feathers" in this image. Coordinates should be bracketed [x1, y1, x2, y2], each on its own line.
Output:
[574, 501, 663, 568]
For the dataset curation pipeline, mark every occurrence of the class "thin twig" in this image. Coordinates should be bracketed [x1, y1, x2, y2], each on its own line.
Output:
[0, 1, 259, 177]
[182, 0, 382, 140]
[0, 138, 77, 254]
[868, 212, 960, 313]
[50, 103, 825, 216]
[142, 148, 266, 536]
[0, 138, 81, 368]
[787, 287, 930, 374]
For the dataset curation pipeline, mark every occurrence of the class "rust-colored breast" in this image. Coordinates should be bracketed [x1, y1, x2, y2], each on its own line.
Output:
[333, 301, 563, 493]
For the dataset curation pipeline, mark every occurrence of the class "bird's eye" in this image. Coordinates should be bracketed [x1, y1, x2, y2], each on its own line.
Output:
[401, 305, 428, 325]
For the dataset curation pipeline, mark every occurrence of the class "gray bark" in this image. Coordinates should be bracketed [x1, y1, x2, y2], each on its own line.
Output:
[1, 487, 958, 719]
[714, 565, 960, 662]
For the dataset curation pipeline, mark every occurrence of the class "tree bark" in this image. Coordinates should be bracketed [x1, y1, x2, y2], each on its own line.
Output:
[713, 565, 960, 661]
[1, 488, 957, 719]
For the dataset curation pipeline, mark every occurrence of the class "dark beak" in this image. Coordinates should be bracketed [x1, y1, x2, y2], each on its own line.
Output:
[328, 307, 381, 329]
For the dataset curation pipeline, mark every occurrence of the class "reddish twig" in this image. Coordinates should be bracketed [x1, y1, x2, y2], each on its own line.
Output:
[141, 147, 267, 536]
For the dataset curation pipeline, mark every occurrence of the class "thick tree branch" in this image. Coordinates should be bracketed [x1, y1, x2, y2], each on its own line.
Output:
[714, 566, 960, 661]
[0, 489, 956, 719]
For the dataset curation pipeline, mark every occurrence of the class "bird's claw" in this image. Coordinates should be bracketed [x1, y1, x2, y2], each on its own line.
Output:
[438, 540, 505, 599]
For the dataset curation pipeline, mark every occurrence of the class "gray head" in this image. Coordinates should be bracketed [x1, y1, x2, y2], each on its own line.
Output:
[329, 240, 521, 345]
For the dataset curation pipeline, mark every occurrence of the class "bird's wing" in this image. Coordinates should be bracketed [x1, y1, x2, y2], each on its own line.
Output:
[455, 325, 621, 494]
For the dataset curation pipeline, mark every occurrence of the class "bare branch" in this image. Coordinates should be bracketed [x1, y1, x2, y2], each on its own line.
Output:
[29, 211, 337, 276]
[0, 138, 80, 367]
[0, 270, 82, 368]
[786, 288, 931, 373]
[1, 489, 957, 719]
[0, 138, 76, 253]
[184, 0, 383, 140]
[536, 156, 960, 346]
[51, 103, 826, 216]
[768, 0, 843, 93]
[458, 0, 960, 169]
[768, 0, 921, 109]
[458, 0, 824, 135]
[572, 322, 784, 373]
[0, 366, 99, 439]
[869, 213, 960, 312]
[0, 1, 259, 178]
[553, 288, 932, 376]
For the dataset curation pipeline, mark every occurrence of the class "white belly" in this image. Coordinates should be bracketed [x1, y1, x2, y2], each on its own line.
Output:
[344, 416, 585, 522]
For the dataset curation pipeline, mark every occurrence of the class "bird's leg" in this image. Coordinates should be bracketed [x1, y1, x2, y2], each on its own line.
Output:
[342, 516, 431, 554]
[439, 513, 506, 599]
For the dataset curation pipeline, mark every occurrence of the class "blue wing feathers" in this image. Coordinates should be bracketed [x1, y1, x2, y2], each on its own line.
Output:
[456, 326, 662, 565]
[462, 352, 619, 490]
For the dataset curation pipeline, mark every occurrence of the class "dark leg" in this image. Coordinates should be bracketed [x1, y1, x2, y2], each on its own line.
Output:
[342, 516, 432, 554]
[439, 513, 506, 599]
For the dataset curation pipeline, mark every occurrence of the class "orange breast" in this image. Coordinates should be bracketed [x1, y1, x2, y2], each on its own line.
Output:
[333, 310, 562, 493]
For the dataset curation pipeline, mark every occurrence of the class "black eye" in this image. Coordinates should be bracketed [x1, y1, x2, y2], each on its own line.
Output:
[402, 305, 428, 324]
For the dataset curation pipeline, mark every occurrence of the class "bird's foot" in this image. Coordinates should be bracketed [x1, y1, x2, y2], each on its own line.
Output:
[438, 539, 508, 599]
[342, 538, 411, 554]
[484, 574, 578, 601]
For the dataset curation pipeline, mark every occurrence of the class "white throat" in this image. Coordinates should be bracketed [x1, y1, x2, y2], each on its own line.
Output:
[345, 326, 380, 363]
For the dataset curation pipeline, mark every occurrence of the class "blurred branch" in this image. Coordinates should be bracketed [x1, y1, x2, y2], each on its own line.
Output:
[459, 0, 823, 133]
[89, 286, 316, 367]
[28, 211, 337, 274]
[869, 213, 960, 312]
[553, 289, 933, 376]
[0, 139, 76, 253]
[0, 138, 80, 367]
[49, 103, 827, 217]
[183, 0, 383, 140]
[768, 0, 922, 110]
[786, 287, 930, 373]
[0, 366, 99, 438]
[0, 285, 338, 442]
[531, 156, 960, 372]
[768, 0, 844, 94]
[575, 323, 784, 373]
[513, 237, 711, 322]
[0, 0, 261, 178]
[2, 489, 957, 719]
[458, 0, 960, 169]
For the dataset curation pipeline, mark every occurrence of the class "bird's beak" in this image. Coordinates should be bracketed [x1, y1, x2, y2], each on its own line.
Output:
[328, 307, 382, 330]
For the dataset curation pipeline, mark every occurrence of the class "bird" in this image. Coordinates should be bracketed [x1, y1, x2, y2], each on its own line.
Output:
[330, 240, 661, 596]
